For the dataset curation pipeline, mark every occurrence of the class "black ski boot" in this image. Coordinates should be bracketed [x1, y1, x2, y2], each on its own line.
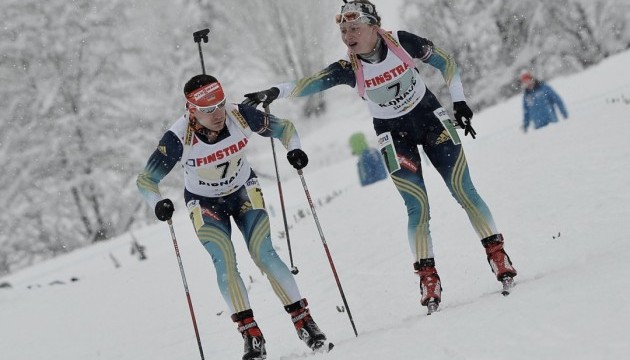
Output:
[285, 299, 332, 352]
[232, 310, 266, 360]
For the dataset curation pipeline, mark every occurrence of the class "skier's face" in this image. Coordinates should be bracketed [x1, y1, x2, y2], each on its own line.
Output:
[340, 22, 379, 55]
[192, 106, 227, 132]
[521, 78, 534, 90]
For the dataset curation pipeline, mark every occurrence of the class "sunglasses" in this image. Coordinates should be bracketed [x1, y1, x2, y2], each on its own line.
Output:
[335, 11, 376, 25]
[189, 98, 226, 114]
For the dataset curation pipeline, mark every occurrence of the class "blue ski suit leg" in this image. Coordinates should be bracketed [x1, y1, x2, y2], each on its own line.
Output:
[374, 90, 498, 261]
[184, 174, 301, 314]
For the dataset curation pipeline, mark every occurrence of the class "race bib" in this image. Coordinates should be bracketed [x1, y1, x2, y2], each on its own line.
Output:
[245, 178, 265, 210]
[197, 156, 242, 181]
[377, 132, 401, 174]
[187, 200, 204, 231]
[365, 69, 415, 104]
[434, 107, 461, 145]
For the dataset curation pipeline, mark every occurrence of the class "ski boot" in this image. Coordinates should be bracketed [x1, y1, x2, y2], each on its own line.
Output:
[285, 299, 332, 352]
[414, 259, 442, 315]
[482, 234, 517, 295]
[232, 310, 267, 360]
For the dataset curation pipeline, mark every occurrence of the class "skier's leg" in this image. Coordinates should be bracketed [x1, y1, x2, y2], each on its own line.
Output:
[378, 131, 434, 260]
[232, 180, 302, 307]
[423, 127, 517, 280]
[185, 195, 251, 315]
[423, 137, 498, 239]
[377, 131, 442, 309]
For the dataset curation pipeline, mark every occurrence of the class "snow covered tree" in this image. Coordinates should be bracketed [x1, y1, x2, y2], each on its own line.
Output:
[198, 0, 339, 119]
[400, 0, 630, 108]
[0, 0, 174, 272]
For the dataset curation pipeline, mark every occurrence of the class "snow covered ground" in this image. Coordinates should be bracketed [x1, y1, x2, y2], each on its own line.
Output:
[2, 50, 630, 360]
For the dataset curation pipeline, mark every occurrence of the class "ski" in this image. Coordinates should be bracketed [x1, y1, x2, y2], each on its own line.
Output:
[279, 342, 334, 360]
[500, 276, 515, 296]
[320, 342, 335, 352]
[311, 341, 334, 354]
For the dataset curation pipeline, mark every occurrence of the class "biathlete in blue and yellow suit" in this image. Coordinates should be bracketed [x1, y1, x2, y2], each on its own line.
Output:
[243, 0, 517, 313]
[137, 75, 331, 359]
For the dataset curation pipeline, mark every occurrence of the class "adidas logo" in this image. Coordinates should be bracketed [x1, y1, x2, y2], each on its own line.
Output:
[435, 130, 451, 145]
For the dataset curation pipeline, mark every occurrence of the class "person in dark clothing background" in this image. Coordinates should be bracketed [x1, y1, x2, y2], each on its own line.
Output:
[348, 132, 388, 186]
[520, 71, 568, 133]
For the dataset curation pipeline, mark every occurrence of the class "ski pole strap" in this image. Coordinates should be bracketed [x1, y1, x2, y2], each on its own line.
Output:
[350, 28, 416, 99]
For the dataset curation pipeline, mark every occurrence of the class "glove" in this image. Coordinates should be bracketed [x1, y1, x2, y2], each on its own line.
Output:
[287, 149, 308, 170]
[155, 199, 174, 221]
[453, 101, 477, 139]
[242, 87, 280, 108]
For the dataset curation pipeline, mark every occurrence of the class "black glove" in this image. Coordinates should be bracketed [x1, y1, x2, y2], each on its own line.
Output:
[453, 101, 477, 139]
[155, 199, 174, 221]
[242, 87, 280, 108]
[287, 149, 308, 170]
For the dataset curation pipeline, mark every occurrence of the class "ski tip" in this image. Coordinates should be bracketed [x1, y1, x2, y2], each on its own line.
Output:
[500, 275, 515, 296]
[313, 341, 334, 353]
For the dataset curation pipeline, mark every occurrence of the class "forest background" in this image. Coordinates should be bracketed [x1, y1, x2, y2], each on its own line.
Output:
[1, 0, 629, 274]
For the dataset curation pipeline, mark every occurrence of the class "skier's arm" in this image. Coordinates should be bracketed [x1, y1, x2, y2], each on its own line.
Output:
[243, 61, 357, 107]
[522, 96, 530, 130]
[276, 60, 357, 98]
[398, 30, 465, 102]
[136, 131, 183, 210]
[548, 86, 568, 118]
[238, 104, 301, 151]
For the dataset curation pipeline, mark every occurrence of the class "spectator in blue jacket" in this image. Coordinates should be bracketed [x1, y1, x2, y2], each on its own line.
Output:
[520, 71, 568, 132]
[349, 132, 388, 186]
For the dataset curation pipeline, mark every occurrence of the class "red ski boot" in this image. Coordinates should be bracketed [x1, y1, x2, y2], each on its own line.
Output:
[482, 234, 517, 295]
[232, 310, 266, 360]
[414, 259, 442, 314]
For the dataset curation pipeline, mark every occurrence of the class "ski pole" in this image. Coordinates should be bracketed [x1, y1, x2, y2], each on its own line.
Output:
[264, 104, 298, 275]
[192, 29, 210, 74]
[296, 170, 358, 337]
[167, 219, 206, 359]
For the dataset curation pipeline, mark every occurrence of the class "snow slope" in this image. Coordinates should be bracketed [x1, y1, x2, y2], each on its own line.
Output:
[1, 50, 630, 360]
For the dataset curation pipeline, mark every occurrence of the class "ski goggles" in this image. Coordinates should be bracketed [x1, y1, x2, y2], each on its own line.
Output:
[188, 98, 226, 114]
[335, 11, 377, 25]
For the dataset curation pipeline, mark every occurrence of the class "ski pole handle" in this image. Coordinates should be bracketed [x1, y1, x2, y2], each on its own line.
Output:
[192, 28, 210, 74]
